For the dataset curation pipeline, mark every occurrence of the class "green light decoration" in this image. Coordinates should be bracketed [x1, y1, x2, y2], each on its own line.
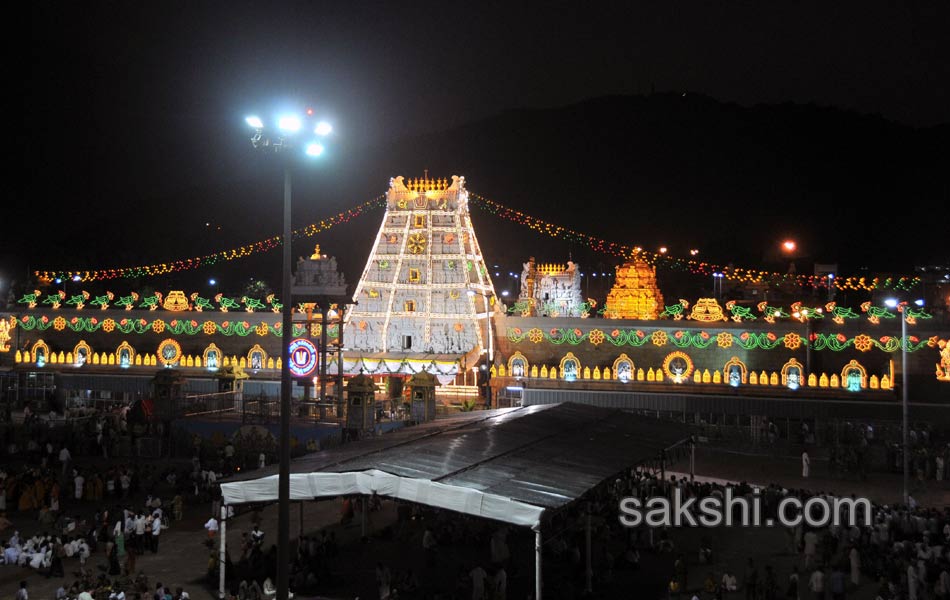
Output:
[670, 330, 716, 349]
[64, 292, 90, 309]
[660, 300, 689, 320]
[191, 294, 214, 311]
[378, 260, 390, 270]
[15, 314, 339, 339]
[506, 299, 534, 316]
[824, 302, 861, 324]
[725, 301, 757, 322]
[757, 303, 790, 323]
[241, 297, 267, 311]
[215, 295, 242, 311]
[504, 326, 934, 354]
[90, 293, 114, 309]
[138, 293, 162, 310]
[735, 331, 785, 350]
[861, 302, 896, 324]
[114, 293, 139, 310]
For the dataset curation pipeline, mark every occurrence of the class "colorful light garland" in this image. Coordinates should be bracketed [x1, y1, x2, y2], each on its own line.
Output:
[35, 196, 386, 283]
[506, 326, 938, 354]
[469, 193, 920, 291]
[31, 190, 923, 291]
[15, 314, 339, 339]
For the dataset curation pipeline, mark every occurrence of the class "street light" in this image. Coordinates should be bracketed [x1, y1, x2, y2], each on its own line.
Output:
[884, 297, 911, 506]
[467, 289, 495, 408]
[245, 107, 332, 600]
[712, 272, 724, 299]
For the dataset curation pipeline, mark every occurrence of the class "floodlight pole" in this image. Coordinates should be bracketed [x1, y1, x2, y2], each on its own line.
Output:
[900, 309, 909, 506]
[278, 164, 293, 600]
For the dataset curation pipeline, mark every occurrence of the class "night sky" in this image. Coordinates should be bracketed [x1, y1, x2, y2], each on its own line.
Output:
[15, 2, 950, 297]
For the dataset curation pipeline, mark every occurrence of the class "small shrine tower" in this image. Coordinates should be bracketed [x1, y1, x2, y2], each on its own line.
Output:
[604, 259, 665, 319]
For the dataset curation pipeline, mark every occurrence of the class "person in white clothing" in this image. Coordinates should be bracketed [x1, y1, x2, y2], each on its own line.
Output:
[74, 472, 85, 501]
[470, 564, 487, 600]
[204, 517, 219, 541]
[801, 451, 810, 478]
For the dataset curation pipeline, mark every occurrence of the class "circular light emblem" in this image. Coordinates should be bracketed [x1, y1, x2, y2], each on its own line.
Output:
[288, 338, 318, 377]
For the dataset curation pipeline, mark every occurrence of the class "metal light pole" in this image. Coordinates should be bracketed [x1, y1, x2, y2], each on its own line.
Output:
[246, 110, 331, 600]
[900, 305, 909, 505]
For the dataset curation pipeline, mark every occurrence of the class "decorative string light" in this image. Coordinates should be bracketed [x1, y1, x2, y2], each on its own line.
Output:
[505, 326, 937, 353]
[35, 196, 386, 283]
[469, 193, 920, 291]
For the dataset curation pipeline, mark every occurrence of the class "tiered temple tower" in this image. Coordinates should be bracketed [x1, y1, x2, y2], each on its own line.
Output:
[343, 175, 495, 374]
[518, 257, 585, 317]
[603, 259, 665, 319]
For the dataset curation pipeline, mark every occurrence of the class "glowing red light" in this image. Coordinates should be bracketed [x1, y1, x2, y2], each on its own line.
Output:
[782, 240, 796, 252]
[306, 108, 314, 116]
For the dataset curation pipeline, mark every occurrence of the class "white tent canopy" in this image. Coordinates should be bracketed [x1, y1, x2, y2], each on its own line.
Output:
[219, 403, 690, 529]
[216, 403, 690, 599]
[221, 468, 546, 528]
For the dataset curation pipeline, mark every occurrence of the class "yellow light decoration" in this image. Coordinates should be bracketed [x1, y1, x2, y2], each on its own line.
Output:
[163, 291, 190, 311]
[0, 316, 14, 352]
[662, 351, 694, 382]
[604, 259, 664, 319]
[157, 339, 183, 366]
[688, 298, 727, 322]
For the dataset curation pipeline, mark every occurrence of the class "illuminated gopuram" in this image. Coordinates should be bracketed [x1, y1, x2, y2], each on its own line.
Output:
[518, 257, 585, 317]
[603, 259, 665, 319]
[343, 175, 495, 375]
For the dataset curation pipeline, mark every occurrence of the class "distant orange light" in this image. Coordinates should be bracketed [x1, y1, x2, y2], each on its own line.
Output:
[782, 240, 796, 252]
[659, 246, 668, 254]
[306, 107, 314, 116]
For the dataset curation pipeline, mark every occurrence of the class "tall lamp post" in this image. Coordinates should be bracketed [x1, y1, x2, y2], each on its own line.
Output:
[467, 289, 495, 408]
[245, 109, 332, 600]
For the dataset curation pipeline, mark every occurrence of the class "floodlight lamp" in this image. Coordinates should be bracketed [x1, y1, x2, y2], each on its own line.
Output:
[245, 116, 264, 129]
[72, 275, 81, 282]
[305, 143, 325, 157]
[277, 115, 302, 133]
[314, 121, 332, 136]
[884, 298, 898, 308]
[914, 299, 924, 307]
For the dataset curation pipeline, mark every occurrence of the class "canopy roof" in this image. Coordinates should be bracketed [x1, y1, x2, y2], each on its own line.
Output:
[220, 402, 690, 528]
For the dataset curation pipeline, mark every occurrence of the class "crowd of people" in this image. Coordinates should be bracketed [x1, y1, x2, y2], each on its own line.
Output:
[571, 467, 950, 600]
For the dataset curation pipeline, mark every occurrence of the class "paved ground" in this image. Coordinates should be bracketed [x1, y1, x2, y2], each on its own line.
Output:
[2, 445, 947, 599]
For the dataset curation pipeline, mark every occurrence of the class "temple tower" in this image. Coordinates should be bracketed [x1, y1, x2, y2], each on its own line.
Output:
[343, 175, 495, 374]
[604, 259, 665, 319]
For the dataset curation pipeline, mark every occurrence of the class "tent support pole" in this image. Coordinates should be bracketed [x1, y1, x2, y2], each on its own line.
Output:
[361, 496, 367, 538]
[535, 524, 543, 600]
[219, 504, 227, 599]
[585, 505, 592, 593]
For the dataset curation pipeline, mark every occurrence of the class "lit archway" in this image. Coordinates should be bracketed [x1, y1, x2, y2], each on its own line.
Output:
[723, 356, 748, 387]
[115, 341, 136, 369]
[612, 354, 635, 382]
[781, 358, 804, 389]
[841, 359, 867, 391]
[31, 340, 50, 366]
[507, 351, 529, 378]
[73, 341, 93, 367]
[247, 344, 268, 371]
[559, 352, 581, 381]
